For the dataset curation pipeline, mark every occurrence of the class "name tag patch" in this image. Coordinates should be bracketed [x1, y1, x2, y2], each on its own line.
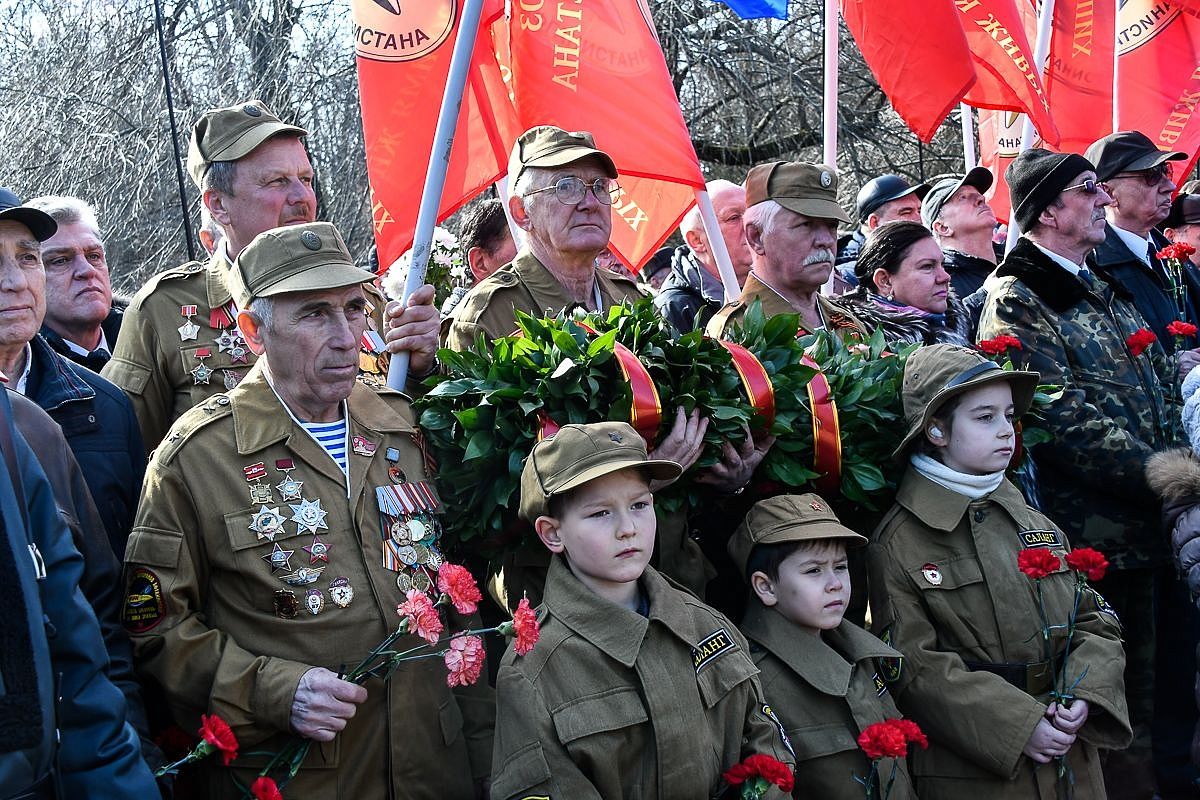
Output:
[123, 567, 166, 633]
[692, 627, 737, 672]
[1018, 528, 1062, 549]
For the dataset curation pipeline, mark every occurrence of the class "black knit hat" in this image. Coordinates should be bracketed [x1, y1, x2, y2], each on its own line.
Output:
[1006, 149, 1095, 232]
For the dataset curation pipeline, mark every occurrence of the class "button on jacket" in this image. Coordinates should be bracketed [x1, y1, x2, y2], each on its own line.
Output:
[123, 364, 493, 799]
[491, 556, 795, 800]
[867, 470, 1131, 799]
[739, 605, 915, 799]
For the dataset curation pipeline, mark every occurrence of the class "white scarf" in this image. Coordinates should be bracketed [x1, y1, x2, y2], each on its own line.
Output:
[910, 453, 1004, 500]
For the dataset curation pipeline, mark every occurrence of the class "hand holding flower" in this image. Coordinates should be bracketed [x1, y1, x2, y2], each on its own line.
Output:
[1048, 699, 1090, 736]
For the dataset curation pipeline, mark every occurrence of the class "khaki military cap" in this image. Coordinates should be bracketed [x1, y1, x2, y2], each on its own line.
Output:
[519, 421, 681, 522]
[227, 222, 375, 309]
[745, 161, 851, 225]
[509, 125, 618, 188]
[187, 100, 307, 188]
[728, 493, 866, 579]
[895, 344, 1039, 459]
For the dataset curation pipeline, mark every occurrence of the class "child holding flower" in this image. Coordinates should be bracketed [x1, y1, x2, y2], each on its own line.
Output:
[489, 422, 795, 799]
[867, 344, 1131, 798]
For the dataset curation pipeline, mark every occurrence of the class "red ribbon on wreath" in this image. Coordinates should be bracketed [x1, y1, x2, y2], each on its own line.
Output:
[799, 355, 842, 493]
[715, 340, 776, 433]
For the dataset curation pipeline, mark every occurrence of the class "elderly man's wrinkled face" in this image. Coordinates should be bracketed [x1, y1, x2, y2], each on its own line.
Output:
[1051, 171, 1112, 249]
[520, 158, 613, 261]
[711, 183, 752, 275]
[756, 208, 838, 293]
[0, 220, 47, 350]
[1106, 162, 1176, 231]
[935, 186, 997, 237]
[41, 221, 112, 335]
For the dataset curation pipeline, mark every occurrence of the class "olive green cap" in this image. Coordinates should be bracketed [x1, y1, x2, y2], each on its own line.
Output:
[745, 161, 851, 224]
[728, 493, 866, 580]
[508, 125, 618, 188]
[894, 344, 1039, 459]
[187, 100, 307, 188]
[226, 222, 375, 309]
[519, 422, 681, 522]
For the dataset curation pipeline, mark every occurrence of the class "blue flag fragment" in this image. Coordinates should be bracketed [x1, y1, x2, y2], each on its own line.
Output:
[718, 0, 788, 20]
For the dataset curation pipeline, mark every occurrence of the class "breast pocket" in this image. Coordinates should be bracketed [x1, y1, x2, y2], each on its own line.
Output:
[178, 341, 248, 399]
[551, 685, 649, 746]
[787, 722, 858, 761]
[909, 556, 995, 650]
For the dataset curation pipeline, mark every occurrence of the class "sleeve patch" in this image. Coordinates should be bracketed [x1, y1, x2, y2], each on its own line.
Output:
[1018, 528, 1062, 548]
[763, 703, 795, 757]
[123, 567, 166, 633]
[692, 627, 737, 672]
[1091, 588, 1121, 625]
[872, 672, 888, 696]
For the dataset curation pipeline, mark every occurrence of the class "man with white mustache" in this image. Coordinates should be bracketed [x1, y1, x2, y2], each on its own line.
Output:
[707, 161, 865, 338]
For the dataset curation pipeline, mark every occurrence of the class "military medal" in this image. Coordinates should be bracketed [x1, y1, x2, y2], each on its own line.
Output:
[921, 562, 943, 586]
[215, 328, 247, 356]
[191, 349, 214, 385]
[244, 462, 273, 504]
[352, 436, 377, 457]
[274, 460, 304, 501]
[223, 370, 243, 390]
[304, 588, 325, 616]
[274, 589, 299, 619]
[289, 497, 328, 534]
[303, 534, 330, 564]
[376, 480, 443, 577]
[249, 505, 286, 541]
[385, 447, 405, 484]
[329, 576, 354, 608]
[262, 542, 295, 573]
[178, 305, 200, 341]
[410, 571, 431, 593]
[280, 566, 324, 585]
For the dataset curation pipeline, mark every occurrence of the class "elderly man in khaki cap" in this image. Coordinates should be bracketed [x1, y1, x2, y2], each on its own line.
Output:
[123, 221, 493, 800]
[105, 100, 429, 455]
[707, 161, 866, 339]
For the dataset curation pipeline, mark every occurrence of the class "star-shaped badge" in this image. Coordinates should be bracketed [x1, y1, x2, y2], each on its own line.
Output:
[191, 362, 213, 385]
[289, 497, 329, 534]
[178, 320, 200, 341]
[303, 534, 331, 564]
[215, 329, 247, 353]
[262, 542, 294, 573]
[248, 505, 285, 541]
[276, 474, 304, 502]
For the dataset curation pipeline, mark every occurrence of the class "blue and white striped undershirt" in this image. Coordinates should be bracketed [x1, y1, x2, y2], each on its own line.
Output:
[300, 419, 348, 473]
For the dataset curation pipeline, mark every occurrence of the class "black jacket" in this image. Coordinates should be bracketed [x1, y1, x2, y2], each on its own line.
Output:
[836, 229, 866, 265]
[39, 302, 125, 373]
[25, 334, 146, 558]
[942, 248, 996, 299]
[653, 245, 726, 333]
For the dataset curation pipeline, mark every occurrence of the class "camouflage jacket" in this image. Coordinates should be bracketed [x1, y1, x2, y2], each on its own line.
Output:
[977, 237, 1173, 570]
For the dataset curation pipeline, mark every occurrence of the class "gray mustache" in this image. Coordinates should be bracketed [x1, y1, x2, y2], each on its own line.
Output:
[803, 248, 835, 265]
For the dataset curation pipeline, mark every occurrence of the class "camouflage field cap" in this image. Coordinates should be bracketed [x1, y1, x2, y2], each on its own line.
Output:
[895, 344, 1039, 459]
[727, 493, 867, 579]
[509, 126, 618, 188]
[187, 100, 307, 188]
[519, 421, 681, 521]
[227, 222, 375, 309]
[745, 161, 851, 225]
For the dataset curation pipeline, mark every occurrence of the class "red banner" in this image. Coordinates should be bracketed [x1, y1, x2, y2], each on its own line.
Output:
[1043, 0, 1117, 154]
[977, 108, 1035, 223]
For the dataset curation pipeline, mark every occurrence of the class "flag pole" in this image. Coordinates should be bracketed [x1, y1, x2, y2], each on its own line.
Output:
[695, 189, 741, 301]
[822, 0, 839, 167]
[960, 103, 977, 170]
[1112, 6, 1120, 132]
[386, 0, 487, 390]
[1005, 0, 1056, 253]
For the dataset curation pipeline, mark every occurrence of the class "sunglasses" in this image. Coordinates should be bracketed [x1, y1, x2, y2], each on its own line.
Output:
[1111, 163, 1172, 186]
[523, 176, 622, 206]
[1063, 179, 1105, 195]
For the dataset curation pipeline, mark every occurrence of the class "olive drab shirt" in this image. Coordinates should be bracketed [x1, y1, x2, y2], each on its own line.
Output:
[103, 248, 389, 457]
[739, 605, 916, 799]
[705, 272, 867, 339]
[867, 470, 1131, 800]
[122, 364, 492, 800]
[490, 557, 795, 800]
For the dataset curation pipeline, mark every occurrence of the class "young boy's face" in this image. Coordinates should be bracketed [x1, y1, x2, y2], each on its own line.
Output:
[753, 540, 850, 635]
[535, 468, 656, 600]
[932, 382, 1016, 475]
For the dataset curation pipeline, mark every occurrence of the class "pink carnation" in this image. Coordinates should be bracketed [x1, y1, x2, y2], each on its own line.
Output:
[436, 563, 483, 616]
[443, 635, 486, 687]
[397, 589, 443, 644]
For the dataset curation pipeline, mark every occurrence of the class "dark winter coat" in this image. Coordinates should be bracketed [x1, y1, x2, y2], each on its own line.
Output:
[653, 245, 726, 333]
[836, 287, 971, 347]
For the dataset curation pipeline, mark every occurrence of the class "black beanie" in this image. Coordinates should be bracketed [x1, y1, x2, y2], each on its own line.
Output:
[1005, 149, 1095, 232]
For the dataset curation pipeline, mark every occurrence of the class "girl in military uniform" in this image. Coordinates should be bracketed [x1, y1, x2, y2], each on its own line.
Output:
[867, 344, 1131, 799]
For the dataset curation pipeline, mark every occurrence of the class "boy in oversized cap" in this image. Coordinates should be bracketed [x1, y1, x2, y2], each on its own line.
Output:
[490, 421, 795, 800]
[728, 493, 914, 798]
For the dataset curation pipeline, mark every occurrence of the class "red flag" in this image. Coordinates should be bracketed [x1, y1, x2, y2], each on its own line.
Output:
[1043, 0, 1116, 154]
[353, 0, 521, 269]
[840, 0, 976, 143]
[977, 108, 1041, 223]
[501, 0, 704, 270]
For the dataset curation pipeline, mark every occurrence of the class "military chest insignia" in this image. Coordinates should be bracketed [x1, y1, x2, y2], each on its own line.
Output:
[178, 305, 200, 341]
[274, 460, 304, 502]
[1018, 528, 1062, 549]
[244, 461, 273, 504]
[191, 349, 214, 385]
[872, 672, 888, 696]
[249, 482, 274, 504]
[223, 369, 243, 390]
[274, 589, 300, 619]
[215, 328, 247, 356]
[303, 534, 331, 564]
[249, 505, 286, 541]
[305, 588, 325, 616]
[329, 576, 354, 608]
[280, 566, 325, 586]
[290, 497, 329, 534]
[352, 436, 377, 456]
[385, 447, 406, 484]
[692, 628, 737, 673]
[123, 567, 166, 633]
[209, 300, 237, 330]
[262, 542, 295, 573]
[921, 563, 943, 586]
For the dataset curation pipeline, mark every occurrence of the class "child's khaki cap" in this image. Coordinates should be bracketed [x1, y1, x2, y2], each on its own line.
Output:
[727, 494, 867, 579]
[519, 422, 681, 522]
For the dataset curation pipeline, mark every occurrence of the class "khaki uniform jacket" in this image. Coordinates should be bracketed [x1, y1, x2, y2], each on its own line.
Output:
[739, 605, 916, 799]
[104, 250, 389, 457]
[122, 364, 492, 800]
[705, 272, 867, 339]
[490, 557, 795, 800]
[867, 470, 1131, 799]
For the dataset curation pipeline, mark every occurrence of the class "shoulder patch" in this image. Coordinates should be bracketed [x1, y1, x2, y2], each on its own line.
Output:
[123, 567, 166, 633]
[692, 627, 738, 672]
[1018, 528, 1062, 549]
[876, 626, 902, 683]
[1091, 588, 1121, 626]
[762, 703, 795, 757]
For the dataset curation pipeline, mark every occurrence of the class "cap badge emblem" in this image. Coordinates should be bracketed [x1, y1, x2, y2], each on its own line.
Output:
[609, 432, 623, 443]
[921, 563, 943, 586]
[300, 230, 322, 251]
[820, 171, 833, 188]
[810, 500, 824, 511]
[243, 104, 262, 117]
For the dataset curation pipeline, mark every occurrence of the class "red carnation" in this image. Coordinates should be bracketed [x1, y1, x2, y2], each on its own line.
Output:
[1126, 328, 1157, 357]
[1168, 320, 1198, 339]
[1017, 548, 1061, 580]
[444, 635, 486, 687]
[1158, 242, 1197, 261]
[721, 754, 795, 792]
[978, 335, 1022, 355]
[251, 776, 283, 800]
[1065, 547, 1109, 582]
[198, 714, 238, 766]
[436, 563, 483, 616]
[889, 718, 929, 750]
[397, 589, 443, 644]
[857, 720, 909, 760]
[509, 597, 541, 656]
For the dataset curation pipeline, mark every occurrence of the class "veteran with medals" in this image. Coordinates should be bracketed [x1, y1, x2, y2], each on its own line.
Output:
[122, 222, 492, 799]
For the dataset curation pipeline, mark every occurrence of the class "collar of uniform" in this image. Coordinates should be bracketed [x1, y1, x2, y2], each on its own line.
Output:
[543, 555, 703, 667]
[739, 272, 798, 320]
[741, 605, 898, 696]
[897, 466, 1031, 532]
[511, 249, 598, 314]
[230, 363, 414, 455]
[206, 246, 233, 310]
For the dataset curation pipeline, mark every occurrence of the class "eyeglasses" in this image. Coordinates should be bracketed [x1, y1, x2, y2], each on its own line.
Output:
[523, 176, 622, 206]
[1063, 179, 1105, 194]
[1111, 163, 1172, 186]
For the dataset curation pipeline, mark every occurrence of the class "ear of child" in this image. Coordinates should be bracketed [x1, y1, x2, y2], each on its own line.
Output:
[750, 571, 777, 606]
[535, 516, 564, 553]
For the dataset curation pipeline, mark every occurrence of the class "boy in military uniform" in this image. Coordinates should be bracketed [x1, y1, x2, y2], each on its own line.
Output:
[490, 422, 794, 799]
[728, 493, 915, 798]
[868, 344, 1131, 799]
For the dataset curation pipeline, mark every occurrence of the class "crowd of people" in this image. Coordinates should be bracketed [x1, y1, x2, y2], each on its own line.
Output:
[3, 96, 1200, 800]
